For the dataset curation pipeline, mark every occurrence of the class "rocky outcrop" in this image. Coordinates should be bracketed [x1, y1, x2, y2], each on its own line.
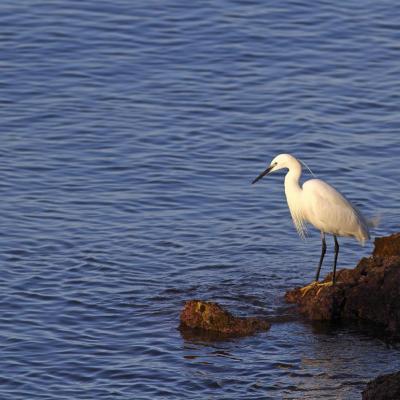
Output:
[285, 233, 400, 339]
[179, 300, 270, 339]
[362, 371, 400, 400]
[373, 232, 400, 257]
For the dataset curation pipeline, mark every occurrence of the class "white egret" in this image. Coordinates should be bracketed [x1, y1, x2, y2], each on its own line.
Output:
[252, 153, 374, 285]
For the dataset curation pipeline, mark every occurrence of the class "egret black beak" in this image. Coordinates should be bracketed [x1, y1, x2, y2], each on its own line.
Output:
[252, 165, 273, 184]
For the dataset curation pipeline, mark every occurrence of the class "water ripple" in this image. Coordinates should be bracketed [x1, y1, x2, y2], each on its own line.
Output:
[1, 0, 400, 399]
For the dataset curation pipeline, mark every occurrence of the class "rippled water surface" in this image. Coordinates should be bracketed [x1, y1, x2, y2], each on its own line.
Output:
[1, 1, 400, 399]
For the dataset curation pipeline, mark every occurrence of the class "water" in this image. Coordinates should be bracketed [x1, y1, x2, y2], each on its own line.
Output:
[1, 1, 400, 399]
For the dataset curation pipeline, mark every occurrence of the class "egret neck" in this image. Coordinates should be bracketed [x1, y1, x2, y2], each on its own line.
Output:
[284, 157, 306, 239]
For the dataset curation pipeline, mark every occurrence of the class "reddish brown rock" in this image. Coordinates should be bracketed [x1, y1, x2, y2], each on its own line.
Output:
[362, 371, 400, 400]
[373, 232, 400, 257]
[285, 233, 400, 339]
[179, 300, 270, 339]
[284, 281, 347, 321]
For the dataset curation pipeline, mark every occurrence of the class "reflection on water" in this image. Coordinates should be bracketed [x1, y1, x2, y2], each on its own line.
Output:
[181, 321, 400, 399]
[180, 325, 243, 343]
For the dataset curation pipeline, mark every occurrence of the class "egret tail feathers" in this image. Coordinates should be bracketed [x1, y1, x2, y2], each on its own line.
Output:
[367, 214, 380, 229]
[357, 214, 380, 246]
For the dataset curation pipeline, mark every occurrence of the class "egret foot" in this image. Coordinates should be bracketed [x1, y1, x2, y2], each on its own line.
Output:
[315, 281, 334, 295]
[316, 281, 334, 287]
[300, 281, 335, 297]
[300, 281, 319, 297]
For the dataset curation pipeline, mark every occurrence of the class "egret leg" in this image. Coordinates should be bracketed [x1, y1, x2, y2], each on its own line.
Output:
[315, 232, 326, 282]
[333, 235, 339, 285]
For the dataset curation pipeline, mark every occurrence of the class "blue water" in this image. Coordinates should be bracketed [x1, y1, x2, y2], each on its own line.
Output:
[1, 1, 400, 399]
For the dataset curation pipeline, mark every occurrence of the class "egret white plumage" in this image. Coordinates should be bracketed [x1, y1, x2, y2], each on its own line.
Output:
[252, 153, 374, 285]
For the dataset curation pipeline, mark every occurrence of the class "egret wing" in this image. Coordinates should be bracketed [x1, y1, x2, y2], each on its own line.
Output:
[303, 179, 369, 240]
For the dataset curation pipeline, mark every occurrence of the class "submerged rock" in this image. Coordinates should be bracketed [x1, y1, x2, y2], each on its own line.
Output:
[285, 233, 400, 339]
[362, 371, 400, 400]
[179, 300, 270, 339]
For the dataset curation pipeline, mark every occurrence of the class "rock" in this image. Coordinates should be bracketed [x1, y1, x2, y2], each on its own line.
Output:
[373, 232, 400, 257]
[284, 281, 346, 321]
[362, 371, 400, 400]
[179, 300, 270, 339]
[285, 233, 400, 339]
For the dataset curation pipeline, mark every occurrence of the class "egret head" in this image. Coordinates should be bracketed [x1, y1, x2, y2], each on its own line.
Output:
[252, 154, 296, 184]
